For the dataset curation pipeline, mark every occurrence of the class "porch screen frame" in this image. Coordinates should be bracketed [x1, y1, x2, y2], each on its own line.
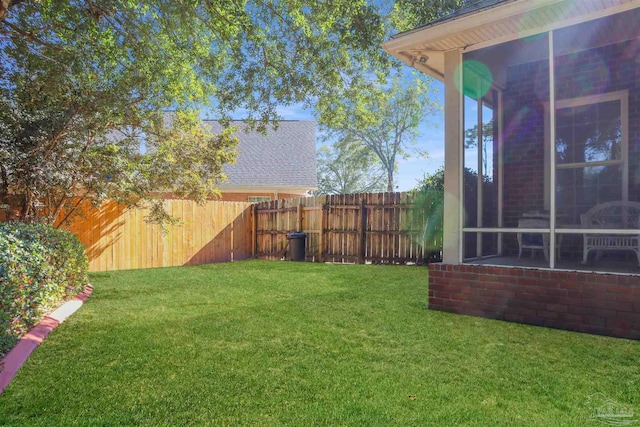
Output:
[462, 92, 502, 259]
[459, 65, 503, 262]
[459, 34, 550, 264]
[460, 27, 637, 270]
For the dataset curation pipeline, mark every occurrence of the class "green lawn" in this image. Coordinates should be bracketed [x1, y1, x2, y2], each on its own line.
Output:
[1, 260, 638, 426]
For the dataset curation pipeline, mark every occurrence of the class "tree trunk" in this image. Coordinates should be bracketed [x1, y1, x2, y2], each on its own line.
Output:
[387, 168, 394, 192]
[19, 191, 31, 222]
[50, 195, 69, 226]
[0, 163, 9, 219]
[53, 196, 84, 229]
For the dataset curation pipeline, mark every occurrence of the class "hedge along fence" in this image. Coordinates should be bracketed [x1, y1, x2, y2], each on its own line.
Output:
[0, 223, 88, 358]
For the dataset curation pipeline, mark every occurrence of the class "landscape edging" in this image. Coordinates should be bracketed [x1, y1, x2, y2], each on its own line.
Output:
[0, 284, 93, 394]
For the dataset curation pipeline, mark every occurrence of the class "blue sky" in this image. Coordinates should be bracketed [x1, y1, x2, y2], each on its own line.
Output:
[271, 79, 447, 192]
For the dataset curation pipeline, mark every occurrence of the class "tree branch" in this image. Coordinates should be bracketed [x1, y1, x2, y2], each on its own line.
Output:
[53, 196, 84, 229]
[0, 162, 10, 220]
[43, 110, 77, 159]
[0, 163, 7, 200]
[0, 20, 64, 52]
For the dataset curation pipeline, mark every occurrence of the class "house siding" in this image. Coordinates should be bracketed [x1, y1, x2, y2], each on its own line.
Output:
[217, 192, 303, 202]
[160, 192, 304, 202]
[429, 263, 640, 339]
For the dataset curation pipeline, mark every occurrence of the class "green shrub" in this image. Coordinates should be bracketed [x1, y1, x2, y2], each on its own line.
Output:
[0, 223, 88, 357]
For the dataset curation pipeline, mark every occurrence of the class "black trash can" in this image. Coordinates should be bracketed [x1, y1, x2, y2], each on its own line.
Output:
[287, 232, 306, 261]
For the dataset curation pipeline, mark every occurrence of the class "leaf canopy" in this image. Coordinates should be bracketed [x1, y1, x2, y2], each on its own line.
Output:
[0, 0, 392, 224]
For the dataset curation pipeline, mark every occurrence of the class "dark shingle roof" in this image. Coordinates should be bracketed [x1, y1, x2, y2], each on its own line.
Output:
[205, 120, 317, 189]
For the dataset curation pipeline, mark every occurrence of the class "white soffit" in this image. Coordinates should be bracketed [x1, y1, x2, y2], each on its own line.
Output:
[383, 0, 639, 80]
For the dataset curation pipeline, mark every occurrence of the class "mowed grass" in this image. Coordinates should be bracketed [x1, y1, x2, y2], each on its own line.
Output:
[1, 260, 639, 426]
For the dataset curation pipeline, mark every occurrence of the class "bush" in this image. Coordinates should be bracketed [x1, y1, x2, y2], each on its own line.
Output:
[0, 223, 88, 357]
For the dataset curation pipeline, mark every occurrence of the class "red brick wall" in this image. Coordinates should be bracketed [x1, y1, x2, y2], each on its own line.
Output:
[428, 263, 640, 339]
[502, 59, 547, 230]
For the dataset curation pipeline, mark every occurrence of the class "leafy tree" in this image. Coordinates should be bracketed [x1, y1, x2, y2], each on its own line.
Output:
[319, 72, 440, 192]
[411, 167, 444, 260]
[412, 164, 498, 259]
[415, 166, 445, 194]
[316, 138, 386, 195]
[0, 0, 391, 225]
[390, 0, 473, 32]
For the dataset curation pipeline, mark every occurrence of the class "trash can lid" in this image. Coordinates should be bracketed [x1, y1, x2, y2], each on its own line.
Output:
[287, 231, 306, 238]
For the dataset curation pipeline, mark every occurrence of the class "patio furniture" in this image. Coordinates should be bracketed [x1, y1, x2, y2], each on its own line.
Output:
[580, 201, 640, 266]
[517, 218, 561, 262]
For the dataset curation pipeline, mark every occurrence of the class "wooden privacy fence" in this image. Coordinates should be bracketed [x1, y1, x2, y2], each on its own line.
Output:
[27, 191, 440, 272]
[63, 199, 253, 272]
[254, 192, 439, 264]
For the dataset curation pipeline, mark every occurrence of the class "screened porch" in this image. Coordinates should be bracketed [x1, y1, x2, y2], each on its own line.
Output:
[459, 9, 640, 275]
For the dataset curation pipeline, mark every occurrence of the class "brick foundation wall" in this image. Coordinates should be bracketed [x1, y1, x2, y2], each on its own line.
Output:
[428, 263, 640, 339]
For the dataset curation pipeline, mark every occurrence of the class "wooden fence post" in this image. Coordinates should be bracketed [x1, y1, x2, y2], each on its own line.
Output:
[252, 204, 258, 258]
[359, 198, 366, 264]
[297, 203, 303, 233]
[319, 203, 326, 262]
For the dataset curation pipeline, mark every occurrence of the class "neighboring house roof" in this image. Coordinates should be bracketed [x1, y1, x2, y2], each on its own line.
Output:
[205, 120, 317, 191]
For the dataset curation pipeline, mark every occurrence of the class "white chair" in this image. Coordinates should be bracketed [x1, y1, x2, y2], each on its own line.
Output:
[580, 201, 640, 266]
[517, 218, 561, 262]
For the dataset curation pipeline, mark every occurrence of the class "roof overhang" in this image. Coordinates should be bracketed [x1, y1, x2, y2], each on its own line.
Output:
[383, 0, 639, 81]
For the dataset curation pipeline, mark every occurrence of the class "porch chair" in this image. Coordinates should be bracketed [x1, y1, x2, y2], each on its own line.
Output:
[580, 201, 640, 266]
[517, 218, 561, 262]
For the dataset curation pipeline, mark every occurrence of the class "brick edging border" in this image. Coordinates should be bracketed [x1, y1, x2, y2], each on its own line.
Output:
[0, 284, 93, 394]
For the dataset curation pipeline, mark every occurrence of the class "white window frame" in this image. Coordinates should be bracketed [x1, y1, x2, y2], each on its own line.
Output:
[543, 90, 629, 210]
